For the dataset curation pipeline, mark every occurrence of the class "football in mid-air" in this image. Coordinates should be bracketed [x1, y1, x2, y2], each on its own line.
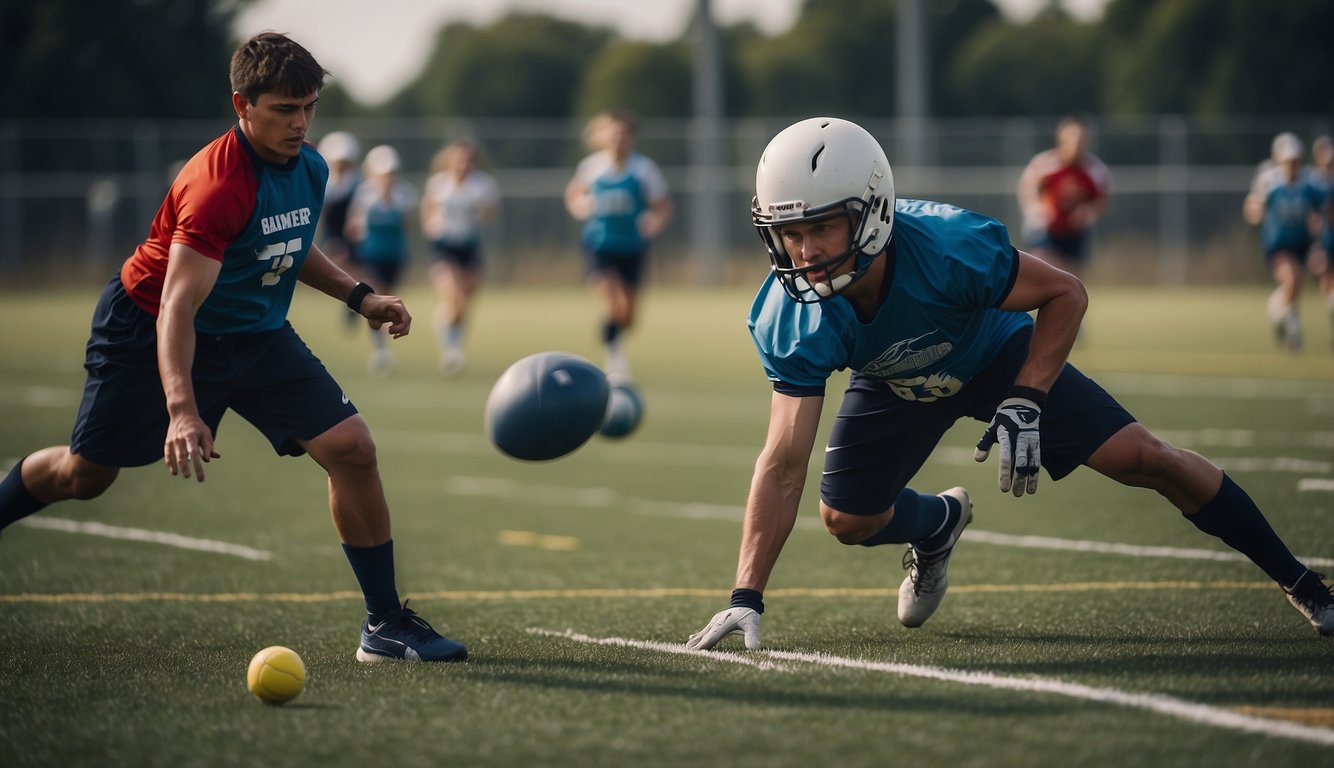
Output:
[485, 352, 610, 461]
[599, 381, 645, 439]
[246, 645, 305, 705]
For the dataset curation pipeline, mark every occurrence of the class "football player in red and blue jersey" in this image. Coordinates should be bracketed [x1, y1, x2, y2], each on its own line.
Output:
[1017, 114, 1111, 279]
[687, 118, 1333, 650]
[0, 33, 467, 663]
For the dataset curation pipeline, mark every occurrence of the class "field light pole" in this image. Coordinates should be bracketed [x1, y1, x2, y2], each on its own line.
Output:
[690, 0, 726, 281]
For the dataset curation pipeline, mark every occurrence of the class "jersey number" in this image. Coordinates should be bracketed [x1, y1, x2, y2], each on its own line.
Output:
[885, 373, 963, 403]
[256, 238, 301, 286]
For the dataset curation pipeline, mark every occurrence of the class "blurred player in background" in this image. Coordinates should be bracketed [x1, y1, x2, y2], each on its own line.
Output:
[0, 33, 468, 662]
[1017, 115, 1111, 278]
[1307, 134, 1334, 348]
[1243, 132, 1327, 351]
[316, 130, 362, 329]
[346, 144, 417, 375]
[421, 139, 499, 376]
[686, 117, 1333, 651]
[564, 109, 672, 380]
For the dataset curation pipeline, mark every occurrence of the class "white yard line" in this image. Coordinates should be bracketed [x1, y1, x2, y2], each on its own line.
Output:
[15, 516, 272, 561]
[536, 627, 1334, 747]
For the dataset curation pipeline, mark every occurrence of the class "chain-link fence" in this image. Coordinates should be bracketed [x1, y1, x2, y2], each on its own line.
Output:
[3, 114, 1330, 288]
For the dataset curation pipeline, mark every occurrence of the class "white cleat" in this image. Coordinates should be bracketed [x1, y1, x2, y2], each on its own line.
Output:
[1285, 570, 1334, 637]
[898, 487, 973, 629]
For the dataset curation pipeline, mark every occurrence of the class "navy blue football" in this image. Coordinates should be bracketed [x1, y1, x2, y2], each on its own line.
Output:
[485, 352, 610, 461]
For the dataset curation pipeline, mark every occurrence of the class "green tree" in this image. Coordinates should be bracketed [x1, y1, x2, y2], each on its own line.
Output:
[0, 0, 248, 119]
[1101, 0, 1334, 115]
[738, 0, 898, 116]
[946, 8, 1100, 116]
[574, 41, 691, 118]
[390, 14, 611, 118]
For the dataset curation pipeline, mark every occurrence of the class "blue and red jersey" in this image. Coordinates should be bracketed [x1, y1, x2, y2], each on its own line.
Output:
[120, 126, 328, 334]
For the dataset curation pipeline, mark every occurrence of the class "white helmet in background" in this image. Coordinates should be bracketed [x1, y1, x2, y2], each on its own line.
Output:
[363, 144, 401, 176]
[752, 117, 895, 303]
[317, 131, 361, 164]
[1271, 131, 1303, 164]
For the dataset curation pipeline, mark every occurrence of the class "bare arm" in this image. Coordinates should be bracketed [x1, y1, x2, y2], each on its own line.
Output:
[996, 250, 1088, 394]
[733, 391, 825, 592]
[299, 242, 412, 338]
[639, 194, 674, 240]
[564, 175, 593, 221]
[158, 244, 222, 481]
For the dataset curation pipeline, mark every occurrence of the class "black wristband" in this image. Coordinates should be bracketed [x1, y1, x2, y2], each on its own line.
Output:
[730, 588, 764, 614]
[1009, 385, 1048, 408]
[346, 282, 374, 313]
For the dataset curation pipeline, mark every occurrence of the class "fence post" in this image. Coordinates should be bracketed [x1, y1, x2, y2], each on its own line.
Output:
[1157, 115, 1189, 284]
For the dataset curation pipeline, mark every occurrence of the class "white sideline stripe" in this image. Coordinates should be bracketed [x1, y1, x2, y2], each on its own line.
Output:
[527, 628, 790, 671]
[963, 530, 1334, 569]
[536, 627, 1334, 747]
[446, 476, 1334, 569]
[1298, 478, 1334, 492]
[16, 517, 272, 561]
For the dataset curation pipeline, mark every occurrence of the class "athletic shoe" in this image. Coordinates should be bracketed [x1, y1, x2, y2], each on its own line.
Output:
[1282, 311, 1303, 351]
[898, 487, 973, 628]
[1285, 570, 1334, 636]
[368, 348, 395, 377]
[356, 602, 469, 662]
[438, 347, 466, 377]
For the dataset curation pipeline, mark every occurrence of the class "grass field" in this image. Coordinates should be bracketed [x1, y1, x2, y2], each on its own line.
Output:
[1, 281, 1333, 767]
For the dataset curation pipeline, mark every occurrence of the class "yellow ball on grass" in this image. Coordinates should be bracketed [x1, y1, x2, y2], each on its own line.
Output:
[246, 645, 306, 705]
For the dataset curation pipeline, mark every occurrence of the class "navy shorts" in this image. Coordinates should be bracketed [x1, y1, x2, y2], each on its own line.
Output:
[586, 249, 646, 289]
[351, 259, 404, 291]
[430, 239, 482, 270]
[821, 328, 1136, 516]
[70, 275, 359, 468]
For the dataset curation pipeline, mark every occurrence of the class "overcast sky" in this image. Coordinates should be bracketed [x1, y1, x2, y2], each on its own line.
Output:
[235, 0, 1109, 105]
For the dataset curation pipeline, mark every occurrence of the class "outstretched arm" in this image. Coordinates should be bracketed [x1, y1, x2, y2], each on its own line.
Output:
[687, 391, 823, 650]
[298, 243, 412, 338]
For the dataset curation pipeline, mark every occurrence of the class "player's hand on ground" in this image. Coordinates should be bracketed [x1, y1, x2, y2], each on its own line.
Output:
[361, 293, 412, 338]
[686, 607, 761, 651]
[164, 413, 219, 482]
[974, 395, 1042, 496]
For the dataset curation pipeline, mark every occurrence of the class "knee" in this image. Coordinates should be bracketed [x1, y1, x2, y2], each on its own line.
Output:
[68, 463, 117, 501]
[1117, 437, 1195, 490]
[820, 502, 883, 545]
[317, 421, 379, 473]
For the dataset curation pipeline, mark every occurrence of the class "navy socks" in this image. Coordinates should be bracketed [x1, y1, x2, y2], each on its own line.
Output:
[0, 458, 47, 531]
[858, 489, 960, 551]
[1185, 474, 1305, 588]
[341, 540, 401, 622]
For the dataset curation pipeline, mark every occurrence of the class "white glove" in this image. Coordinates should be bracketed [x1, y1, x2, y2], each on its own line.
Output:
[686, 607, 761, 650]
[974, 395, 1042, 497]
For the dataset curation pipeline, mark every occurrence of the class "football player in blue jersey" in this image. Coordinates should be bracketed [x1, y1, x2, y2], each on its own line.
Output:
[687, 118, 1333, 649]
[1244, 132, 1327, 351]
[0, 33, 468, 663]
[564, 109, 673, 380]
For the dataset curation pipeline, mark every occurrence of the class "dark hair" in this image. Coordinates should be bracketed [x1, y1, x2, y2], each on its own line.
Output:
[230, 32, 328, 104]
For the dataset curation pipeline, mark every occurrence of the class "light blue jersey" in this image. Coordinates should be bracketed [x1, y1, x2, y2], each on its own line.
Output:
[573, 151, 668, 256]
[748, 199, 1032, 401]
[1253, 165, 1322, 254]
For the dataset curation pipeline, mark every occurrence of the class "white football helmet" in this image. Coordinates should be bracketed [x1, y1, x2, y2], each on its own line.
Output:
[752, 117, 895, 303]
